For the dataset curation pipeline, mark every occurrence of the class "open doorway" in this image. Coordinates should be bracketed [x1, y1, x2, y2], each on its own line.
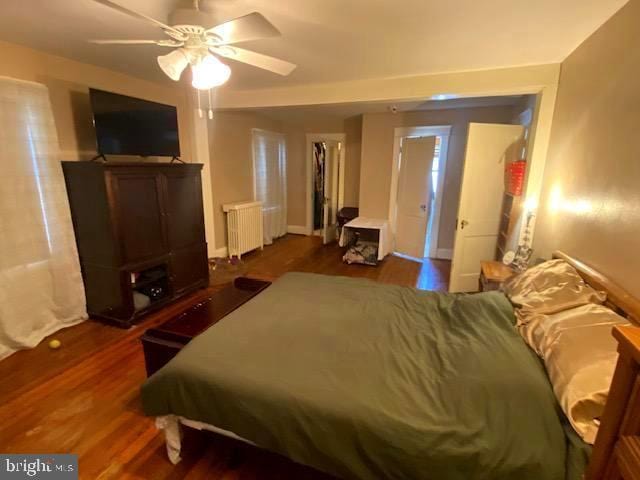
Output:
[306, 133, 346, 243]
[424, 134, 449, 257]
[389, 125, 451, 261]
[312, 142, 327, 232]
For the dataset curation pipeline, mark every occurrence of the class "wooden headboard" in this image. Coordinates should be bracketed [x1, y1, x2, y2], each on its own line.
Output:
[552, 251, 640, 326]
[551, 252, 640, 478]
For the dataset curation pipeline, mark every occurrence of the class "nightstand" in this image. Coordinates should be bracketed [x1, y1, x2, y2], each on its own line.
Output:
[479, 261, 516, 292]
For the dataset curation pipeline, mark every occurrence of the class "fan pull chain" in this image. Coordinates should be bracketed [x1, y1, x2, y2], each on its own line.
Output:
[208, 88, 213, 120]
[197, 90, 203, 118]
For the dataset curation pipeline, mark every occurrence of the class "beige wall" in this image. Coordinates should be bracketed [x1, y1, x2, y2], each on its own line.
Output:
[343, 115, 363, 208]
[533, 0, 640, 297]
[0, 40, 193, 163]
[358, 106, 516, 250]
[207, 112, 283, 248]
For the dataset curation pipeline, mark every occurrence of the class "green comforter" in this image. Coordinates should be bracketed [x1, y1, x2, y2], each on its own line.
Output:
[142, 273, 578, 480]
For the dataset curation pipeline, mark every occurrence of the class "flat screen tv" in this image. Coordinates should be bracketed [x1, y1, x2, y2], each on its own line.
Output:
[90, 88, 180, 157]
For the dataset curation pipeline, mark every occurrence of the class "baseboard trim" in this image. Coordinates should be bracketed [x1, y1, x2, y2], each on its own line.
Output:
[211, 246, 228, 259]
[435, 248, 453, 260]
[287, 225, 308, 235]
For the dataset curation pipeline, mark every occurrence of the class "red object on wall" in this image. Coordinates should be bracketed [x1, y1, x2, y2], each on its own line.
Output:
[506, 160, 526, 196]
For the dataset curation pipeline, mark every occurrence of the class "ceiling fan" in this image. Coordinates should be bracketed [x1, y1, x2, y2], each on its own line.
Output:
[89, 0, 296, 90]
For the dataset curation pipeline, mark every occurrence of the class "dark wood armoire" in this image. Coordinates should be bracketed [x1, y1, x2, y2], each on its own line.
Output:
[62, 162, 209, 327]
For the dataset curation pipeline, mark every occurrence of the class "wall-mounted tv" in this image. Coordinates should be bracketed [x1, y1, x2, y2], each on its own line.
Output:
[89, 88, 180, 157]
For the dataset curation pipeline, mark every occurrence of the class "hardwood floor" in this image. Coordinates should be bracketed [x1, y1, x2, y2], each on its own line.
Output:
[238, 234, 450, 290]
[0, 235, 450, 479]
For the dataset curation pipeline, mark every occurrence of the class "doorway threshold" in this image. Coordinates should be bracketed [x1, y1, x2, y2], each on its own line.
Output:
[392, 252, 424, 263]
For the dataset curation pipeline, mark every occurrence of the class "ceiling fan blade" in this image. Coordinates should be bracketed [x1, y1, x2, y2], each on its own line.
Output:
[92, 0, 184, 39]
[206, 12, 280, 45]
[89, 39, 169, 45]
[210, 46, 296, 76]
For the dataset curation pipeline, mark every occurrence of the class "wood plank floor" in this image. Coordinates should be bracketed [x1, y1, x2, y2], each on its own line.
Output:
[0, 235, 450, 479]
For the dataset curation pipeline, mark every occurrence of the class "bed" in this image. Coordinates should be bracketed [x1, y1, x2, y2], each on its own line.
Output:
[140, 252, 640, 480]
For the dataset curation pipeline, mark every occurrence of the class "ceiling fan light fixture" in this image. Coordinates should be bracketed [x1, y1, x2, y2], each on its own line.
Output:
[157, 49, 190, 81]
[191, 54, 231, 90]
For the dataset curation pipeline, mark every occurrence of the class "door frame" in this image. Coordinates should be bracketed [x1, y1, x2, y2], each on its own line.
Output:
[388, 125, 451, 258]
[305, 133, 346, 235]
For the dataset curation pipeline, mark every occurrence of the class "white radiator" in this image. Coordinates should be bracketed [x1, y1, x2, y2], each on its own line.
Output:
[222, 201, 264, 258]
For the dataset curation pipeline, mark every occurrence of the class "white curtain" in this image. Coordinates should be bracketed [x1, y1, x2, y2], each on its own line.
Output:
[252, 129, 287, 245]
[0, 77, 87, 360]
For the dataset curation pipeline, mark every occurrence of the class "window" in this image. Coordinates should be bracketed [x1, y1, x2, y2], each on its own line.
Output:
[252, 129, 287, 244]
[0, 77, 86, 359]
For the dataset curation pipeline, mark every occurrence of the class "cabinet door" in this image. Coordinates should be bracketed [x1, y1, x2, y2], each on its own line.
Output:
[164, 171, 206, 249]
[171, 245, 208, 294]
[109, 172, 168, 264]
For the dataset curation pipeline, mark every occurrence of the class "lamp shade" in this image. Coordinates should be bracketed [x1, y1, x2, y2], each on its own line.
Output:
[157, 49, 190, 81]
[191, 54, 231, 90]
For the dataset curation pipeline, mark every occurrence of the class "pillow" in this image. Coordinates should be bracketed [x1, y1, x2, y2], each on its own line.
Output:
[519, 303, 629, 444]
[502, 259, 606, 325]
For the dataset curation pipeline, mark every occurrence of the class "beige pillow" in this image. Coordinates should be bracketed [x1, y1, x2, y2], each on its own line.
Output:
[502, 259, 606, 325]
[519, 304, 629, 444]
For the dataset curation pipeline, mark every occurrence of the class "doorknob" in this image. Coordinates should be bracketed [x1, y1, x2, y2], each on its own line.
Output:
[460, 220, 469, 229]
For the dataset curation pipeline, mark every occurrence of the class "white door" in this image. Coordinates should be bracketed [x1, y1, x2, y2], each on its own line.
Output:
[394, 136, 436, 259]
[322, 141, 340, 244]
[449, 123, 524, 292]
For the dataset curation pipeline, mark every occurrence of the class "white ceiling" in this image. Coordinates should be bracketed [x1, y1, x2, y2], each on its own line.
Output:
[0, 0, 628, 91]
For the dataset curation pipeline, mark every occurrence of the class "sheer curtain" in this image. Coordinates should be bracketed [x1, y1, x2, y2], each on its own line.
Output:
[252, 129, 287, 245]
[0, 77, 87, 360]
